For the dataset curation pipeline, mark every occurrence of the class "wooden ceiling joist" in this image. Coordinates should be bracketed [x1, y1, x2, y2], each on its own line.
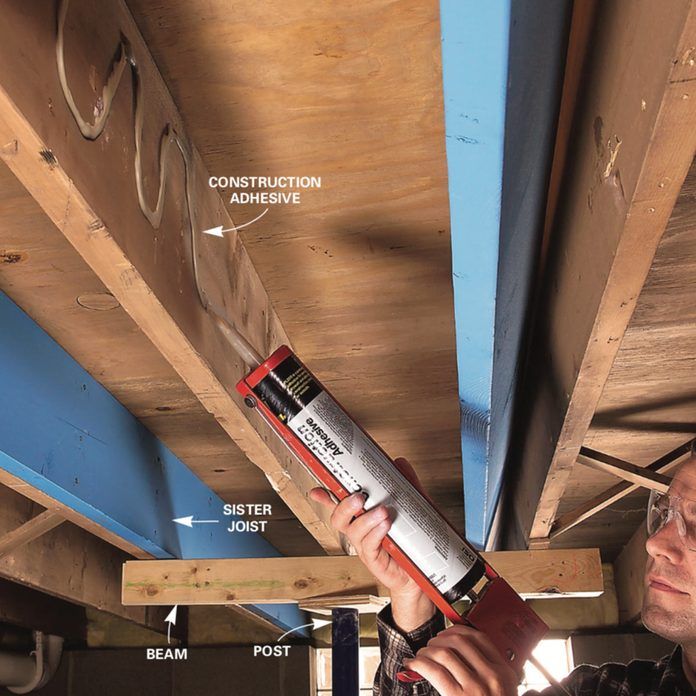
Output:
[576, 448, 671, 492]
[0, 1, 338, 553]
[0, 154, 312, 559]
[0, 509, 64, 560]
[121, 548, 604, 606]
[549, 440, 693, 541]
[503, 0, 696, 548]
[0, 485, 167, 634]
[613, 523, 649, 625]
[0, 289, 307, 632]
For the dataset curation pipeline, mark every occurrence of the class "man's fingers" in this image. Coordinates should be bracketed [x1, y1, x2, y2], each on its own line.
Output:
[403, 654, 464, 695]
[393, 457, 430, 499]
[425, 627, 520, 693]
[427, 634, 514, 692]
[430, 625, 506, 667]
[344, 505, 390, 553]
[328, 492, 366, 533]
[309, 488, 335, 509]
[413, 646, 481, 692]
[359, 513, 392, 563]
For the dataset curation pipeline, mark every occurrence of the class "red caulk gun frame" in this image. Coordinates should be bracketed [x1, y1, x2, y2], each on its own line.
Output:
[236, 346, 547, 670]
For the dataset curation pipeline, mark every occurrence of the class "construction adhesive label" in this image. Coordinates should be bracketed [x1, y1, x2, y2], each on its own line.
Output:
[252, 354, 479, 597]
[208, 175, 321, 205]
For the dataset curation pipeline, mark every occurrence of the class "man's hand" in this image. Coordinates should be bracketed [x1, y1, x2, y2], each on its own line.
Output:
[309, 457, 436, 632]
[403, 625, 520, 695]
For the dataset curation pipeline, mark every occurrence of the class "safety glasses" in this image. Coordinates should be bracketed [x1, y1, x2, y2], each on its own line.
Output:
[647, 489, 696, 551]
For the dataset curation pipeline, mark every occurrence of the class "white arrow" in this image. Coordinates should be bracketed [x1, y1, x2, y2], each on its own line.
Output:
[165, 605, 178, 645]
[203, 207, 269, 236]
[172, 515, 220, 528]
[276, 618, 331, 642]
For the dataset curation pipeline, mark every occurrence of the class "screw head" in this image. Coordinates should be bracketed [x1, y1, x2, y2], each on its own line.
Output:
[244, 395, 257, 409]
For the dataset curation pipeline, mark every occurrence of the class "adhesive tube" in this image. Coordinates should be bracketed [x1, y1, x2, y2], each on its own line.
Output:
[237, 346, 486, 615]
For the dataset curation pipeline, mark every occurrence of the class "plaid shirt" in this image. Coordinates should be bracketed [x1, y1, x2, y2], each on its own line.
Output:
[374, 606, 694, 695]
[374, 604, 447, 696]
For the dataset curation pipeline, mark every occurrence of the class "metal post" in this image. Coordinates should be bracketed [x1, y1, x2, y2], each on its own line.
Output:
[332, 608, 359, 696]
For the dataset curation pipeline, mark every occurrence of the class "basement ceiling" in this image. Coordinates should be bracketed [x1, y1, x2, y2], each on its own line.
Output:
[0, 0, 693, 570]
[549, 160, 696, 560]
[125, 0, 465, 528]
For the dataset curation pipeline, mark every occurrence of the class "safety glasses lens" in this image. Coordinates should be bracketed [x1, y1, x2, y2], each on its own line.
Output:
[647, 490, 669, 537]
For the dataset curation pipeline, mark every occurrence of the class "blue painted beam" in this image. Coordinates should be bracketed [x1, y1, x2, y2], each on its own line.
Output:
[440, 0, 570, 546]
[440, 0, 509, 549]
[0, 291, 305, 632]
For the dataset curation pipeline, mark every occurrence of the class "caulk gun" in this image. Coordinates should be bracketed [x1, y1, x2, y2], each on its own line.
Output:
[236, 345, 554, 685]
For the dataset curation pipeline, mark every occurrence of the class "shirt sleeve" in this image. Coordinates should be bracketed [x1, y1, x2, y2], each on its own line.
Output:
[521, 664, 603, 696]
[373, 604, 446, 696]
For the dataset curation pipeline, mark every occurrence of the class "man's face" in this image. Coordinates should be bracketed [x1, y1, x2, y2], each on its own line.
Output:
[643, 457, 696, 643]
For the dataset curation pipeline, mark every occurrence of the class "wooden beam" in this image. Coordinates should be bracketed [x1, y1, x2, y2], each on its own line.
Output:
[613, 523, 648, 625]
[527, 563, 619, 632]
[549, 441, 692, 540]
[538, 0, 598, 269]
[576, 448, 671, 492]
[0, 485, 169, 634]
[0, 154, 317, 561]
[0, 291, 308, 632]
[299, 595, 389, 616]
[0, 509, 63, 559]
[121, 549, 603, 606]
[504, 0, 696, 548]
[0, 1, 337, 553]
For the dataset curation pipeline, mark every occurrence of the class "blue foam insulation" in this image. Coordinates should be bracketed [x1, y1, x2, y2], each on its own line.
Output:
[0, 291, 306, 632]
[439, 0, 571, 547]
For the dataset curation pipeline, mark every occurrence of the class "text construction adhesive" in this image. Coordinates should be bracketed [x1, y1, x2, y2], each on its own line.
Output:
[208, 175, 321, 206]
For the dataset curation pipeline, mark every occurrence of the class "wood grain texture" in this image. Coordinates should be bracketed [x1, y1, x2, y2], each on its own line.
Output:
[121, 549, 603, 606]
[125, 0, 465, 531]
[613, 524, 648, 625]
[527, 563, 619, 631]
[505, 0, 696, 547]
[0, 161, 320, 558]
[0, 509, 63, 559]
[0, 0, 340, 553]
[578, 162, 696, 485]
[0, 485, 168, 632]
[549, 159, 696, 556]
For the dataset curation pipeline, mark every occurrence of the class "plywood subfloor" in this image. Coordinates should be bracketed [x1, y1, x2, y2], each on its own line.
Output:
[126, 0, 465, 527]
[0, 161, 322, 557]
